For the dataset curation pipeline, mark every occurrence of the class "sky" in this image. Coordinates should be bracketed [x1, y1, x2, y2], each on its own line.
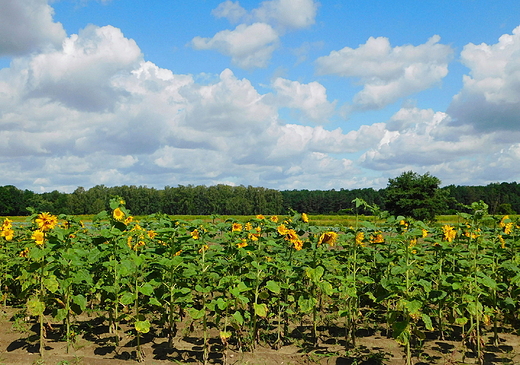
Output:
[2, 1, 520, 193]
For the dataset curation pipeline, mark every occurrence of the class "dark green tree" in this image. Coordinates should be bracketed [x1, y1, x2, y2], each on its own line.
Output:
[384, 171, 449, 221]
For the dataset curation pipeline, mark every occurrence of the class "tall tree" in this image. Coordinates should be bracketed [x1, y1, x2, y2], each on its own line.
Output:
[384, 171, 449, 221]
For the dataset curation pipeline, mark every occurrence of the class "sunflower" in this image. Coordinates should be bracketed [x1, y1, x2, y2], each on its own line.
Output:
[370, 232, 384, 244]
[2, 218, 12, 230]
[355, 231, 365, 246]
[442, 225, 456, 242]
[292, 239, 304, 251]
[35, 212, 58, 231]
[301, 213, 309, 223]
[32, 230, 45, 245]
[277, 224, 289, 235]
[236, 239, 248, 248]
[113, 208, 125, 221]
[232, 223, 243, 232]
[2, 228, 14, 241]
[285, 229, 299, 241]
[19, 247, 29, 258]
[318, 231, 338, 246]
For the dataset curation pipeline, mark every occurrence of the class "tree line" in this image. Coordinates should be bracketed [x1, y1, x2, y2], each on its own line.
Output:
[1, 179, 520, 217]
[0, 184, 283, 216]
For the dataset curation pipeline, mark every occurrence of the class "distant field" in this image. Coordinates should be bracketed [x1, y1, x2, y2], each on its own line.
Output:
[2, 213, 488, 227]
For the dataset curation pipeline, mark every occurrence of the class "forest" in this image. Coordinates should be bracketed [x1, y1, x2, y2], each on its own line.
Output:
[0, 180, 520, 216]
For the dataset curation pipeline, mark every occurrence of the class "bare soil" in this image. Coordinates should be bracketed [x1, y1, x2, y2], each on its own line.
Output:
[1, 307, 519, 365]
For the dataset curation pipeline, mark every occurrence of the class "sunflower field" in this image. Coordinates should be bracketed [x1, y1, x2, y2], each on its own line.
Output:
[1, 198, 520, 364]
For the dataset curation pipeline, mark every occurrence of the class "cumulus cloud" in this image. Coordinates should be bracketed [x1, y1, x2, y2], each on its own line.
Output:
[24, 25, 142, 112]
[0, 0, 66, 56]
[191, 23, 279, 69]
[2, 27, 369, 192]
[356, 105, 520, 188]
[316, 35, 453, 110]
[252, 0, 318, 30]
[212, 1, 247, 23]
[192, 0, 318, 69]
[448, 26, 520, 132]
[11, 3, 520, 192]
[360, 107, 486, 170]
[271, 78, 336, 123]
[269, 123, 386, 161]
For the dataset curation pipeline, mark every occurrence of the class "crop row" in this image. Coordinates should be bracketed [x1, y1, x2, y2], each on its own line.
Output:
[0, 199, 519, 364]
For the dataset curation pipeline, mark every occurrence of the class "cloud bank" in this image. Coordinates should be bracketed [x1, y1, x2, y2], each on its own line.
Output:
[2, 1, 520, 193]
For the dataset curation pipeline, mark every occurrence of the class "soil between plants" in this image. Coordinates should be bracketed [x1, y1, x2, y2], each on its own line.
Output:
[1, 307, 520, 365]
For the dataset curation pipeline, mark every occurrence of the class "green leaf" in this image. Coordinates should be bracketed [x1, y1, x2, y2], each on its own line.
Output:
[305, 266, 324, 283]
[421, 313, 433, 331]
[392, 320, 410, 345]
[338, 309, 349, 317]
[73, 269, 93, 285]
[477, 273, 497, 290]
[139, 283, 154, 296]
[258, 291, 269, 300]
[455, 317, 468, 326]
[188, 308, 205, 320]
[232, 310, 244, 325]
[216, 297, 227, 311]
[319, 281, 334, 296]
[298, 296, 317, 313]
[149, 297, 162, 307]
[254, 303, 268, 318]
[43, 275, 59, 293]
[265, 280, 281, 294]
[135, 320, 150, 333]
[27, 297, 45, 316]
[55, 308, 68, 322]
[120, 292, 135, 305]
[73, 294, 87, 311]
[195, 284, 212, 293]
[404, 300, 422, 316]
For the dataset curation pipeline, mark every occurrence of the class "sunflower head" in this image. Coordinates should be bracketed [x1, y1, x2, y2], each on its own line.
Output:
[35, 212, 58, 231]
[232, 223, 243, 232]
[113, 208, 125, 221]
[318, 231, 338, 246]
[32, 230, 45, 245]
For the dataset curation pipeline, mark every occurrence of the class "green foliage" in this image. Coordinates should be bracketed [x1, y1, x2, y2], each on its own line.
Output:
[3, 203, 520, 364]
[4, 179, 520, 217]
[384, 171, 449, 221]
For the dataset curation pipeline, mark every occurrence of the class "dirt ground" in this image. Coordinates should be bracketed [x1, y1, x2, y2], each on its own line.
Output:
[1, 307, 520, 365]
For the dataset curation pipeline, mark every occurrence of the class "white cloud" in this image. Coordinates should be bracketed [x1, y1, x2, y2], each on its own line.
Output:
[193, 0, 318, 69]
[268, 122, 386, 161]
[212, 1, 247, 23]
[0, 0, 66, 56]
[271, 78, 335, 123]
[25, 25, 142, 112]
[357, 106, 520, 188]
[0, 31, 382, 192]
[316, 35, 453, 110]
[9, 6, 520, 193]
[448, 26, 520, 131]
[252, 0, 318, 30]
[191, 23, 279, 69]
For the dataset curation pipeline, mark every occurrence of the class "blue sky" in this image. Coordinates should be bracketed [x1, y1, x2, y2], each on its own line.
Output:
[2, 0, 520, 193]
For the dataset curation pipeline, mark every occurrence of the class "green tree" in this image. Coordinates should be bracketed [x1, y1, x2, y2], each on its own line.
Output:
[384, 171, 449, 221]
